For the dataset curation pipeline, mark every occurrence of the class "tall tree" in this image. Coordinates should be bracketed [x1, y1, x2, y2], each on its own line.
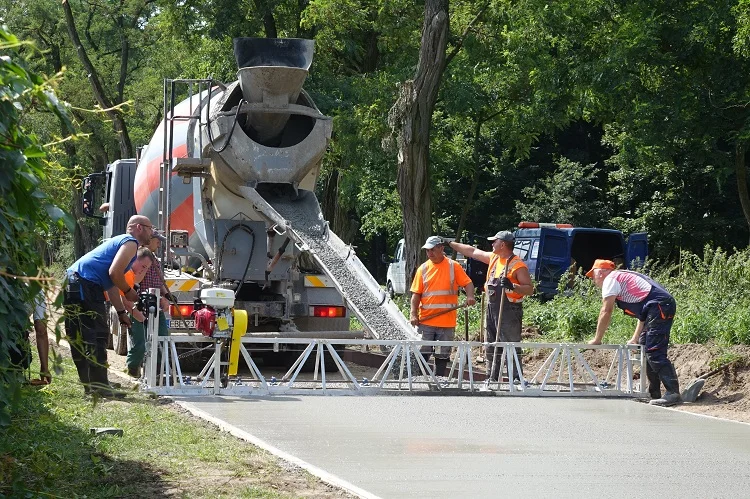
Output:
[387, 0, 450, 285]
[60, 0, 144, 158]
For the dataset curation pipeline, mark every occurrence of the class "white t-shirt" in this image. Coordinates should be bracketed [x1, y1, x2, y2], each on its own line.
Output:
[33, 290, 47, 321]
[601, 271, 652, 303]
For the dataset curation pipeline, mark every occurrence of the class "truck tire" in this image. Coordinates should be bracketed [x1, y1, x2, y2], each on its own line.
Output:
[110, 308, 128, 356]
[386, 280, 395, 299]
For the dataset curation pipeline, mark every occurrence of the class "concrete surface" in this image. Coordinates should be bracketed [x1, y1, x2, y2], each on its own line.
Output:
[176, 396, 750, 498]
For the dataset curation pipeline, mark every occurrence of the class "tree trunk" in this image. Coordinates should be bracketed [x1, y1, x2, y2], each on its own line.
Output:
[388, 0, 449, 288]
[736, 142, 750, 239]
[61, 0, 132, 159]
[254, 0, 278, 38]
[455, 114, 483, 241]
[321, 168, 339, 229]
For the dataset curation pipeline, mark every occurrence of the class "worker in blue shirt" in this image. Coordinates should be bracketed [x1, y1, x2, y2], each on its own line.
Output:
[64, 215, 154, 397]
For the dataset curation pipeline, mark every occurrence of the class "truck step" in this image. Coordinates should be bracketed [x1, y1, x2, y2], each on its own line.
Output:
[173, 157, 211, 180]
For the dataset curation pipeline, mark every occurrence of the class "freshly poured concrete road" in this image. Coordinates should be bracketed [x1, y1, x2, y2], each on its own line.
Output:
[177, 396, 750, 498]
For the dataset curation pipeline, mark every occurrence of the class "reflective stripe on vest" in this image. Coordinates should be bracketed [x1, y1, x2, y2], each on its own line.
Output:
[420, 259, 458, 310]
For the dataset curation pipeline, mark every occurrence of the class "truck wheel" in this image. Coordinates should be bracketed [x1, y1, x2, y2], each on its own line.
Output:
[386, 280, 395, 299]
[110, 309, 128, 356]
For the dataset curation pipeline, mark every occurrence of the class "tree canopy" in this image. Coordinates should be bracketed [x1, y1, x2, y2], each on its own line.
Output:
[2, 0, 750, 278]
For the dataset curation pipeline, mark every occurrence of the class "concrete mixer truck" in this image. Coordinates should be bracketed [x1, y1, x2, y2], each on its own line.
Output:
[82, 38, 416, 360]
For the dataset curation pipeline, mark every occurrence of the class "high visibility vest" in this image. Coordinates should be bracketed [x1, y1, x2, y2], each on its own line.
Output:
[414, 258, 471, 327]
[486, 254, 527, 303]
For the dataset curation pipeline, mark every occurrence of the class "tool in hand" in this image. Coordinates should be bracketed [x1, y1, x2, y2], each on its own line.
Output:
[413, 302, 469, 326]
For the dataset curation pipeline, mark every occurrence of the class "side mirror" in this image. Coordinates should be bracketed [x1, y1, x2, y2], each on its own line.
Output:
[81, 173, 106, 219]
[381, 254, 393, 264]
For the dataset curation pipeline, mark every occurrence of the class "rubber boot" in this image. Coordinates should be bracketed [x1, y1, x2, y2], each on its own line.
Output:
[650, 362, 680, 406]
[72, 358, 91, 394]
[435, 358, 448, 377]
[649, 392, 681, 407]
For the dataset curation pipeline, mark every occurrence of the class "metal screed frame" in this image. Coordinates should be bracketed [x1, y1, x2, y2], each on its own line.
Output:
[141, 331, 647, 398]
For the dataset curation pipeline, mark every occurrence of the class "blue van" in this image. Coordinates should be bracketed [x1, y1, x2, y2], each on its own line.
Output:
[466, 222, 648, 298]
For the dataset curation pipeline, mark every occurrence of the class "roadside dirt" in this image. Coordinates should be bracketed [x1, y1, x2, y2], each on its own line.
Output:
[519, 328, 750, 424]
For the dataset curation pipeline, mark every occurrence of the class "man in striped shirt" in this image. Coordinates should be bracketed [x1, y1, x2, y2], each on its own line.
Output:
[126, 230, 173, 377]
[587, 259, 680, 406]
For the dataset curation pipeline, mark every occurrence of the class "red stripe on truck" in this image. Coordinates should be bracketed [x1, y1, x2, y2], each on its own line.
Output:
[134, 143, 188, 210]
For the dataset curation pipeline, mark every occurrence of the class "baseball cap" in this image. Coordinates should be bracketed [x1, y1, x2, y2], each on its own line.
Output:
[151, 230, 167, 243]
[422, 236, 444, 249]
[487, 230, 515, 242]
[586, 259, 615, 278]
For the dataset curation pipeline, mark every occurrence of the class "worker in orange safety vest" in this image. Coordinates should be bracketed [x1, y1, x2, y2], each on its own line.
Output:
[410, 236, 476, 377]
[449, 231, 534, 382]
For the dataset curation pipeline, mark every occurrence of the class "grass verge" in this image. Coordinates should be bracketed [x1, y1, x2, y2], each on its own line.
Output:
[0, 354, 348, 498]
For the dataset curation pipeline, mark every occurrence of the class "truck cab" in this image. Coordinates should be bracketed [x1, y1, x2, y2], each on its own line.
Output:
[384, 238, 470, 298]
[511, 222, 648, 297]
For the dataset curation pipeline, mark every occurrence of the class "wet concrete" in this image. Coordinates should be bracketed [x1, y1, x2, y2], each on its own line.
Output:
[176, 396, 750, 498]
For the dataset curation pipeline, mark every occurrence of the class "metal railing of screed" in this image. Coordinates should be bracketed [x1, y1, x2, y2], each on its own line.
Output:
[140, 325, 647, 398]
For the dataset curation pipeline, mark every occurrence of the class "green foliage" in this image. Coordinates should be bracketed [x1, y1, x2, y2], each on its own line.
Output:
[517, 157, 609, 227]
[524, 280, 635, 343]
[0, 356, 315, 497]
[708, 349, 747, 371]
[657, 246, 750, 345]
[524, 246, 750, 346]
[0, 26, 72, 425]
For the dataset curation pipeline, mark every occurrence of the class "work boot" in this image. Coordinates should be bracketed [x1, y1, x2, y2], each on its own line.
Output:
[649, 392, 681, 407]
[90, 383, 127, 399]
[434, 358, 448, 377]
[127, 366, 140, 378]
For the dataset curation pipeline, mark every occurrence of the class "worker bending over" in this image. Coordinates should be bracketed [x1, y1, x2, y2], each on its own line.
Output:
[586, 259, 680, 407]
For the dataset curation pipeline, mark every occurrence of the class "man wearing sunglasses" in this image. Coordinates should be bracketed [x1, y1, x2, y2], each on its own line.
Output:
[64, 215, 154, 397]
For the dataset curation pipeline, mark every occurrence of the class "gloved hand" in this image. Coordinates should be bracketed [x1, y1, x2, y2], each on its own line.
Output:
[500, 276, 515, 290]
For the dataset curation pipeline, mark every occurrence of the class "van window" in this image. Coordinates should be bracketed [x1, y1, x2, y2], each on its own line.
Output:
[394, 241, 403, 262]
[514, 240, 532, 260]
[542, 235, 567, 256]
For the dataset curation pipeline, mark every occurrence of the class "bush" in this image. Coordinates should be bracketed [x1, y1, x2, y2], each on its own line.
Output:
[0, 28, 73, 426]
[524, 246, 750, 346]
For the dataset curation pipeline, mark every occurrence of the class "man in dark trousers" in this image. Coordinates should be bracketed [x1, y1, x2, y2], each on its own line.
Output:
[586, 259, 681, 406]
[64, 215, 154, 397]
[448, 231, 534, 382]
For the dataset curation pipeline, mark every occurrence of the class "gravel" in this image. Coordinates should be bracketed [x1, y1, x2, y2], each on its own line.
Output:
[269, 192, 413, 340]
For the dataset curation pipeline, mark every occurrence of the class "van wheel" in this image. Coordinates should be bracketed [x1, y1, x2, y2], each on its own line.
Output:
[386, 280, 395, 299]
[110, 309, 128, 356]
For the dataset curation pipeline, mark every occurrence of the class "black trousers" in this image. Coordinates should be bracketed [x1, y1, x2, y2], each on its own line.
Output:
[486, 300, 523, 381]
[64, 275, 110, 390]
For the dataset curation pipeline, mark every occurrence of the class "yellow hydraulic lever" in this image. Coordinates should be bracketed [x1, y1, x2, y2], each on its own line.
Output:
[228, 309, 248, 376]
